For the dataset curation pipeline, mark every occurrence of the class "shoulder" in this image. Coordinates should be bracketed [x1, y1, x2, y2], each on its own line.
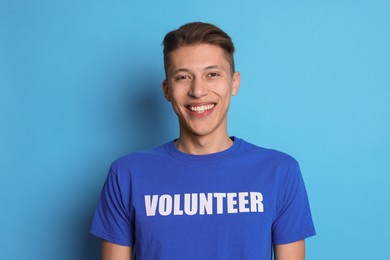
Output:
[109, 141, 172, 174]
[236, 138, 299, 166]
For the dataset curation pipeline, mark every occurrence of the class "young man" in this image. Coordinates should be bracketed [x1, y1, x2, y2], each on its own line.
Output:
[91, 22, 316, 259]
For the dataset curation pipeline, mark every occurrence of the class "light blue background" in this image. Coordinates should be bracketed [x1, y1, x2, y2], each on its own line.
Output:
[1, 0, 389, 259]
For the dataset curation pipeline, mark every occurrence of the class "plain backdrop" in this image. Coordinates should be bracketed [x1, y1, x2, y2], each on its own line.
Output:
[1, 0, 389, 259]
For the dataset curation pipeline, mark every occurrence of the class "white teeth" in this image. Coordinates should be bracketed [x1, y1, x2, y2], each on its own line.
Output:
[189, 104, 215, 113]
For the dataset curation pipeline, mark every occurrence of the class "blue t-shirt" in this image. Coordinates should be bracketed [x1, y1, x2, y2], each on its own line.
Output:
[91, 137, 315, 259]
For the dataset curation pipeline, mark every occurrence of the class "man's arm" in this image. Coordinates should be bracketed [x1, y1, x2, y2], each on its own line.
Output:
[274, 240, 305, 260]
[102, 240, 132, 260]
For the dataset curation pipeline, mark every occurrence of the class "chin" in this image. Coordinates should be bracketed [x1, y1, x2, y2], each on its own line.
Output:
[186, 125, 219, 137]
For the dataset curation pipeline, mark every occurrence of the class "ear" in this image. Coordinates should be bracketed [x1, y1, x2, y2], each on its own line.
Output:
[162, 80, 171, 102]
[231, 71, 240, 96]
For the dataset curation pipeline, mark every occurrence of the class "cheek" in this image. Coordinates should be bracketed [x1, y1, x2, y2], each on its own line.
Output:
[170, 88, 188, 101]
[215, 83, 233, 97]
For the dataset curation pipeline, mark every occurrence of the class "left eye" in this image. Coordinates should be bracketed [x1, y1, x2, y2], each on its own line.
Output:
[208, 73, 219, 77]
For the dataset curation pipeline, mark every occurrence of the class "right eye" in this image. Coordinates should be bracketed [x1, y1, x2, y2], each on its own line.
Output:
[175, 75, 191, 81]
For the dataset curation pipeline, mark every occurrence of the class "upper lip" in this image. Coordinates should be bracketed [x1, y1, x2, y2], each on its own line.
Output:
[185, 102, 216, 107]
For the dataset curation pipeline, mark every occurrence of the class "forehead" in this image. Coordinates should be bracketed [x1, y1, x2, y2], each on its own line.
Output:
[168, 44, 230, 72]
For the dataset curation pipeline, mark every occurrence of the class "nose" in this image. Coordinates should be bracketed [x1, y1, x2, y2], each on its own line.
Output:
[188, 77, 207, 98]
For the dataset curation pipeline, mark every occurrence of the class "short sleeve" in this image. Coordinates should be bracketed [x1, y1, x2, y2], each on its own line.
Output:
[90, 167, 135, 246]
[272, 161, 316, 244]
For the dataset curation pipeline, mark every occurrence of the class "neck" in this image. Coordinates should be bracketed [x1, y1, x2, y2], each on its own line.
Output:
[176, 132, 233, 155]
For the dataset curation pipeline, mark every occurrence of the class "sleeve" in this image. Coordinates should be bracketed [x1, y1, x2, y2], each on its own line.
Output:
[90, 167, 135, 246]
[272, 160, 316, 244]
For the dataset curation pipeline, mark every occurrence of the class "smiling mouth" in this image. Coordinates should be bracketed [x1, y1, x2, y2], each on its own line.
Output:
[187, 104, 215, 113]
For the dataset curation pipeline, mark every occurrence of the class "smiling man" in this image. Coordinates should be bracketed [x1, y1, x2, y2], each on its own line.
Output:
[91, 22, 316, 260]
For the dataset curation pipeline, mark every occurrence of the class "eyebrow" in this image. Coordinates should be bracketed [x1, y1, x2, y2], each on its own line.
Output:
[204, 65, 226, 71]
[172, 65, 226, 76]
[172, 68, 191, 76]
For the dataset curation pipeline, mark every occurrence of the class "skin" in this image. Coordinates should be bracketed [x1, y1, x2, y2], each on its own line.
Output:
[101, 43, 306, 259]
[274, 240, 305, 260]
[102, 240, 131, 260]
[162, 44, 240, 155]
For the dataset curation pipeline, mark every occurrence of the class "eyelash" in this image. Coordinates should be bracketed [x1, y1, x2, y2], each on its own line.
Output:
[175, 75, 190, 81]
[208, 72, 219, 78]
[174, 72, 220, 81]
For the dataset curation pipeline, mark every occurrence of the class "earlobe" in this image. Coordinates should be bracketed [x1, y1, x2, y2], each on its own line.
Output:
[231, 72, 240, 96]
[162, 80, 171, 102]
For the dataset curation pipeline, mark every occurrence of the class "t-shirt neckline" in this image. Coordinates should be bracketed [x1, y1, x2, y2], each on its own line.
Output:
[165, 136, 242, 162]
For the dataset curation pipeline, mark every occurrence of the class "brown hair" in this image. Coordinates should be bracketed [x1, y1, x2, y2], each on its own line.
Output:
[163, 22, 235, 77]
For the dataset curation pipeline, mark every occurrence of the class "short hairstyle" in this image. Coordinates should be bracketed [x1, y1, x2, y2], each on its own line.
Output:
[162, 22, 235, 77]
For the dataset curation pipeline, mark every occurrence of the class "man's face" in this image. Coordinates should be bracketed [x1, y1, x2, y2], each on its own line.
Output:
[163, 44, 240, 139]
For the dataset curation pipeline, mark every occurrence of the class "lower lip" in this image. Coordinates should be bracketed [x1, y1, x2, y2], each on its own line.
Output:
[187, 106, 215, 118]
